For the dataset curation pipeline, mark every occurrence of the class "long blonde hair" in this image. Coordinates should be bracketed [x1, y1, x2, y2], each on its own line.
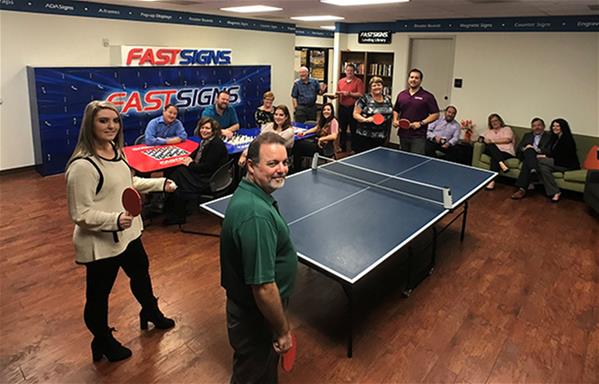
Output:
[67, 101, 124, 165]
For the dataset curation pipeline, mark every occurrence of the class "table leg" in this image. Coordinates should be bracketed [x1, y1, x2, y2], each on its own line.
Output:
[460, 201, 469, 242]
[342, 284, 353, 358]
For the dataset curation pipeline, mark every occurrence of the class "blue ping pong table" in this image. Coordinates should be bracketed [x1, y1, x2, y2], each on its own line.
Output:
[202, 147, 496, 357]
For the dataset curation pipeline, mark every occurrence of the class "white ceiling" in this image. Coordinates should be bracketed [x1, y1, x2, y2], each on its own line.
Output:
[80, 0, 599, 28]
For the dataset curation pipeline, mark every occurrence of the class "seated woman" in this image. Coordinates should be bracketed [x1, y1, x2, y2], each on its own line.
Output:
[293, 102, 339, 171]
[537, 118, 580, 202]
[254, 91, 275, 127]
[163, 117, 228, 225]
[239, 104, 294, 166]
[480, 113, 515, 190]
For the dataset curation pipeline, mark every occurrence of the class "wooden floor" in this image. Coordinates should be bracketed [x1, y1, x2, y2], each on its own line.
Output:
[1, 168, 597, 384]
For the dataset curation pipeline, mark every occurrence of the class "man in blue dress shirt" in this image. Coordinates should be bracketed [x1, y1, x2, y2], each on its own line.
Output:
[425, 105, 461, 158]
[144, 104, 188, 145]
[201, 90, 240, 139]
[291, 66, 326, 123]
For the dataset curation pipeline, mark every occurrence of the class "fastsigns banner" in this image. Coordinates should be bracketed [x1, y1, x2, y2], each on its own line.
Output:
[120, 46, 233, 66]
[28, 65, 270, 175]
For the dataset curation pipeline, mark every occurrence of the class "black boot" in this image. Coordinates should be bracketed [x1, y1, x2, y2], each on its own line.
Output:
[140, 298, 175, 330]
[91, 328, 132, 362]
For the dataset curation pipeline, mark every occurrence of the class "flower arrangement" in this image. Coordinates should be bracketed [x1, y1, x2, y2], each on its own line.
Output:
[460, 119, 475, 143]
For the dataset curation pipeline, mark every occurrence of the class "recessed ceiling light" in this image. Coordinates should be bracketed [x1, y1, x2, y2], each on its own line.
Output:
[220, 5, 283, 13]
[321, 0, 409, 5]
[290, 15, 345, 21]
[320, 25, 336, 30]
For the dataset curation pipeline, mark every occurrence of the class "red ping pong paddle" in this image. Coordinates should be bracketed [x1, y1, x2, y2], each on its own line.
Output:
[398, 118, 411, 129]
[372, 113, 385, 125]
[281, 334, 297, 373]
[122, 187, 142, 217]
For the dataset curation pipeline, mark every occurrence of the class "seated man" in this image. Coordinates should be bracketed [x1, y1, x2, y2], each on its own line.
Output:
[201, 90, 240, 139]
[144, 104, 187, 145]
[511, 117, 553, 199]
[425, 105, 460, 160]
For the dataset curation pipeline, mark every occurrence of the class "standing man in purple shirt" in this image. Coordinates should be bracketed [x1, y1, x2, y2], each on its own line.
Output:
[392, 69, 439, 154]
[425, 105, 461, 159]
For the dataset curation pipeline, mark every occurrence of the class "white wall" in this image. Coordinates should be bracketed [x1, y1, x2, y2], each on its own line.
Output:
[295, 35, 333, 49]
[336, 31, 599, 142]
[0, 11, 296, 170]
[451, 32, 598, 137]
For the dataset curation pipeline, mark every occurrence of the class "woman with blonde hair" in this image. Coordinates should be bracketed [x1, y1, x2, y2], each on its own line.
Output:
[352, 76, 393, 153]
[479, 113, 515, 190]
[254, 91, 275, 127]
[66, 101, 176, 363]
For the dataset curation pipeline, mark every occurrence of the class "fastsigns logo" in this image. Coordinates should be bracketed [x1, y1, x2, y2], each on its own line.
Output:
[126, 48, 232, 66]
[106, 86, 240, 113]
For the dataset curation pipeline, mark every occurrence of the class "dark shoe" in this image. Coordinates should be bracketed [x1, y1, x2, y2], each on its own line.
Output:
[91, 328, 132, 362]
[551, 192, 561, 203]
[511, 189, 526, 200]
[140, 299, 175, 330]
[162, 217, 185, 226]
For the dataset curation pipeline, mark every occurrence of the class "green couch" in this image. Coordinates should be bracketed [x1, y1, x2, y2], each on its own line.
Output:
[471, 125, 598, 193]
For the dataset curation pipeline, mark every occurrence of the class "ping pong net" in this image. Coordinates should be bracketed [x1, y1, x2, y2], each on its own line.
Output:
[311, 153, 453, 209]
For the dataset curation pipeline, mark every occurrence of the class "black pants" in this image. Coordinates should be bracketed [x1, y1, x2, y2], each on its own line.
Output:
[338, 105, 356, 151]
[84, 237, 157, 337]
[515, 148, 540, 189]
[226, 300, 279, 384]
[425, 141, 473, 164]
[352, 135, 385, 154]
[292, 139, 334, 171]
[484, 144, 514, 172]
[294, 105, 316, 123]
[164, 166, 209, 221]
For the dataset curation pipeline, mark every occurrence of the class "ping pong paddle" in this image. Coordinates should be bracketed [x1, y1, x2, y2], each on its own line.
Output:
[121, 187, 142, 217]
[372, 113, 385, 125]
[281, 334, 297, 373]
[398, 118, 411, 129]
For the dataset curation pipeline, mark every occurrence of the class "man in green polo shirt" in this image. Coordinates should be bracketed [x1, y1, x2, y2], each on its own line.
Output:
[220, 132, 298, 383]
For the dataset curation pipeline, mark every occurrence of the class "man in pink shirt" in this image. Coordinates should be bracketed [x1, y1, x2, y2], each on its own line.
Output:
[332, 64, 364, 152]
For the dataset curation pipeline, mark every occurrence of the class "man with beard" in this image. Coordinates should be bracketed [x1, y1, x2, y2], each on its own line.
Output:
[392, 68, 439, 154]
[202, 90, 240, 139]
[220, 132, 298, 384]
[425, 105, 461, 160]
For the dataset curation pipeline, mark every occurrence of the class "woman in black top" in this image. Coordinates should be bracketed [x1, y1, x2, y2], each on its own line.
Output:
[537, 118, 580, 202]
[164, 117, 229, 224]
[254, 91, 275, 127]
[352, 76, 393, 153]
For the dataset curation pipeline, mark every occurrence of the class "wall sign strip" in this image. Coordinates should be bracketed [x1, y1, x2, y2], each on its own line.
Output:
[340, 15, 599, 33]
[296, 28, 334, 38]
[1, 0, 297, 34]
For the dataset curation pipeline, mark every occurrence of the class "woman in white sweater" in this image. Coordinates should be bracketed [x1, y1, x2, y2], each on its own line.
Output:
[66, 101, 177, 363]
[238, 104, 295, 167]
